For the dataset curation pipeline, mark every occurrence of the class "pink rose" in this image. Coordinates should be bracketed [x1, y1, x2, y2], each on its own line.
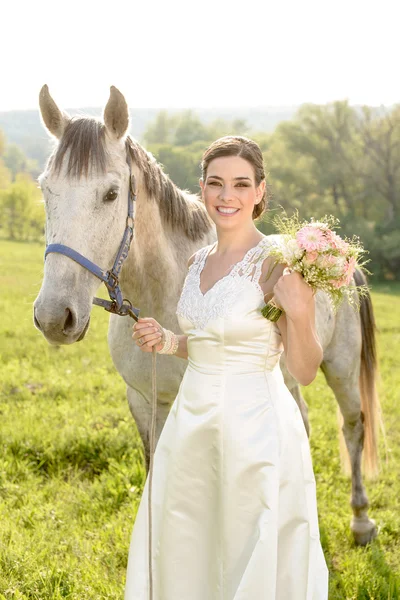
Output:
[303, 250, 319, 264]
[330, 277, 347, 288]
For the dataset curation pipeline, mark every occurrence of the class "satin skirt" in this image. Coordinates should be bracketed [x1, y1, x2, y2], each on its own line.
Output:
[124, 362, 329, 599]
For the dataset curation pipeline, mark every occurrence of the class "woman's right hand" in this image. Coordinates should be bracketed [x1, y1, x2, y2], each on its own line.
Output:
[132, 317, 165, 353]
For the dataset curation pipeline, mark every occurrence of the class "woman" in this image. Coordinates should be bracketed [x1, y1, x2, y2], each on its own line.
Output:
[125, 136, 329, 599]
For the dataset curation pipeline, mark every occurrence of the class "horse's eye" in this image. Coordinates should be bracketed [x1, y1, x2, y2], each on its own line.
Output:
[104, 189, 118, 202]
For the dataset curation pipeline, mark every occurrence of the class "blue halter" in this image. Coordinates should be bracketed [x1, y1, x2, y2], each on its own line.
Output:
[44, 157, 140, 322]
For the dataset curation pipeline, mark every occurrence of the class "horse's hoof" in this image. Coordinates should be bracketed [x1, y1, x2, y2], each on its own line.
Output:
[351, 516, 378, 546]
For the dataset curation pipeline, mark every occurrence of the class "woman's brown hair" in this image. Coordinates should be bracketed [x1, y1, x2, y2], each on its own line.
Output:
[200, 136, 268, 220]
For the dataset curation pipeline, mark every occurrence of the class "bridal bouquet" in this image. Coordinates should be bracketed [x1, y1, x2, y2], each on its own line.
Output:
[261, 212, 370, 322]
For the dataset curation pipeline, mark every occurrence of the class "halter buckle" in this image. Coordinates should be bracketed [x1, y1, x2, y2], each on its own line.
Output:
[106, 271, 119, 291]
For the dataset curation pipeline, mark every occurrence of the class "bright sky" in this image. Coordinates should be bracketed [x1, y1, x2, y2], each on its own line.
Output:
[1, 0, 397, 111]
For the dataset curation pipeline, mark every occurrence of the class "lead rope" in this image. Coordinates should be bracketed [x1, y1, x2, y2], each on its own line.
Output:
[148, 347, 158, 600]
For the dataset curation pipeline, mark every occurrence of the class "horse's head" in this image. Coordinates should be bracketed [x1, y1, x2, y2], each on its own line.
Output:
[34, 85, 136, 344]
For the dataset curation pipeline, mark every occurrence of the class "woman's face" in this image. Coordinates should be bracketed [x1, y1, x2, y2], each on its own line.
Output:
[199, 155, 265, 230]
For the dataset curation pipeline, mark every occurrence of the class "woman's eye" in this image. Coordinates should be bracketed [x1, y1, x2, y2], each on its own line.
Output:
[235, 183, 249, 187]
[208, 181, 220, 186]
[104, 189, 118, 201]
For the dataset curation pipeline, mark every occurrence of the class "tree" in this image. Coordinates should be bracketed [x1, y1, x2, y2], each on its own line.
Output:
[142, 104, 400, 279]
[0, 173, 44, 241]
[355, 105, 400, 223]
[0, 129, 5, 157]
[174, 111, 208, 146]
[3, 143, 40, 180]
[204, 118, 250, 140]
[148, 144, 202, 192]
[143, 111, 176, 145]
[0, 160, 11, 190]
[273, 101, 366, 219]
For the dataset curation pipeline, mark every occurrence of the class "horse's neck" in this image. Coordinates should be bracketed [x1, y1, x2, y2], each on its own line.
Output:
[120, 188, 192, 315]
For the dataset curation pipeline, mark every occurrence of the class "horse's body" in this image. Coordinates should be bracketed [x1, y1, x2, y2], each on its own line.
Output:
[34, 85, 380, 545]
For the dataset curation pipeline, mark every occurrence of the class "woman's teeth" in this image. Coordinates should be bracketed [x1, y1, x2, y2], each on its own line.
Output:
[216, 207, 239, 215]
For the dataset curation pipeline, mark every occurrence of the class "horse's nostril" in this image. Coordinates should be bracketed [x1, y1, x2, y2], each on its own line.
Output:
[33, 309, 42, 330]
[63, 308, 76, 334]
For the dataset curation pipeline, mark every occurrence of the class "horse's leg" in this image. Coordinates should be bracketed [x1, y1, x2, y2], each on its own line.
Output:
[126, 384, 170, 473]
[321, 359, 377, 546]
[321, 327, 377, 545]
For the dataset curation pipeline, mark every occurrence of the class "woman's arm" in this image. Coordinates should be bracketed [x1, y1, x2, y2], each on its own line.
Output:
[132, 317, 189, 359]
[275, 297, 322, 386]
[259, 256, 322, 385]
[274, 272, 322, 386]
[131, 253, 195, 359]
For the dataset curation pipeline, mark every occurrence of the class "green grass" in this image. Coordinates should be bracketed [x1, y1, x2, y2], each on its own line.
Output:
[1, 239, 399, 599]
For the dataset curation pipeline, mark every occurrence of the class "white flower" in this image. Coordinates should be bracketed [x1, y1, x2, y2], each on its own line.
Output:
[329, 255, 347, 276]
[308, 221, 329, 230]
[282, 238, 303, 263]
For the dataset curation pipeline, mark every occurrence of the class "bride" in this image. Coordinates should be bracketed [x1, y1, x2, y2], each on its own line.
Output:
[126, 136, 329, 599]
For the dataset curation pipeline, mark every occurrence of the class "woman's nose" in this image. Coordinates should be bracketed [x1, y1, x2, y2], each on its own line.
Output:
[218, 186, 234, 201]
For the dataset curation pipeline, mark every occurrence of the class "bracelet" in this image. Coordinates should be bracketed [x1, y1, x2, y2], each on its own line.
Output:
[158, 328, 179, 355]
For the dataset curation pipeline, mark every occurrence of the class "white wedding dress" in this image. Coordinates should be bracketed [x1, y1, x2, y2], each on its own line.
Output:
[125, 236, 329, 599]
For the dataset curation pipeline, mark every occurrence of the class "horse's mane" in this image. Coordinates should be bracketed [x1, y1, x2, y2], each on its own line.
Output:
[126, 136, 212, 242]
[51, 117, 212, 242]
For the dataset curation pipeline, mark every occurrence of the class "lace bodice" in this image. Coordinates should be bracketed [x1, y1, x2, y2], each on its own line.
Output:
[176, 236, 280, 330]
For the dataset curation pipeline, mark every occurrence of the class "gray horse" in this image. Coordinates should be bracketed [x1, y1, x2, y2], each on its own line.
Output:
[34, 85, 380, 546]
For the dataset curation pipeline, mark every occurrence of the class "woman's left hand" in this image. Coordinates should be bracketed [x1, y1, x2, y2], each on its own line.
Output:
[273, 268, 314, 321]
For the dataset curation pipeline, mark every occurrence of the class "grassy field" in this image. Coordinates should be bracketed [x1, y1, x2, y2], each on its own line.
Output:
[1, 238, 399, 599]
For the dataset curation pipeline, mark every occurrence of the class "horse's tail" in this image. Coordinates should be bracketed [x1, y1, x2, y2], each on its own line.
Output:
[353, 267, 381, 479]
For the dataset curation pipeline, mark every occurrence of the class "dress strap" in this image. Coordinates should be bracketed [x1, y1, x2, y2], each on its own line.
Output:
[192, 244, 215, 273]
[237, 236, 279, 284]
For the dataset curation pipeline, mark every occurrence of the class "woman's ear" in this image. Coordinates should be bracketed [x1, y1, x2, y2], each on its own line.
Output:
[199, 178, 205, 198]
[255, 180, 266, 204]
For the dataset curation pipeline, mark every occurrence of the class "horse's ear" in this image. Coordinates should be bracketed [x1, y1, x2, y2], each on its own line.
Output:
[103, 86, 130, 140]
[39, 85, 70, 139]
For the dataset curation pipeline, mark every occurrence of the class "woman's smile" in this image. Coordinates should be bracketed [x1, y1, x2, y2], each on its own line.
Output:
[216, 206, 240, 216]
